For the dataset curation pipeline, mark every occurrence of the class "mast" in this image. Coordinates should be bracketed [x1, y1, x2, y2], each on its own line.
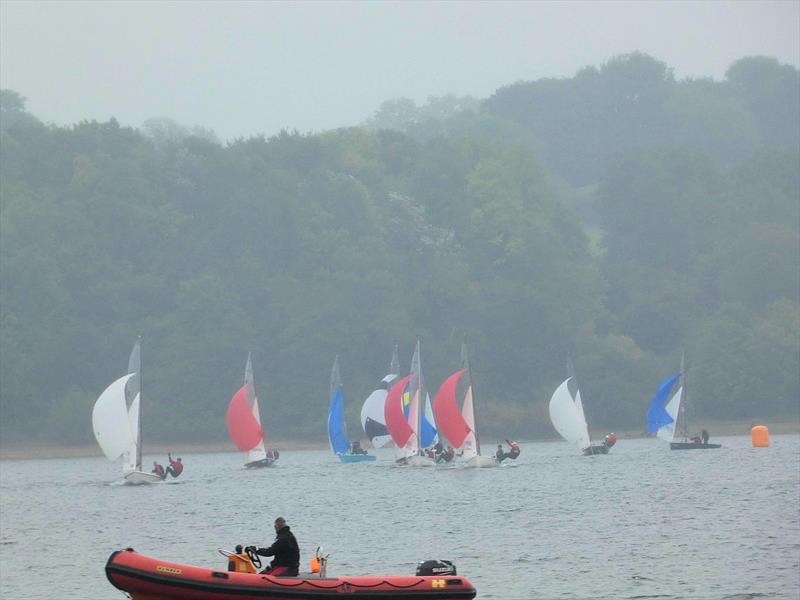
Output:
[412, 337, 422, 453]
[461, 336, 481, 456]
[128, 336, 143, 471]
[679, 350, 688, 442]
[245, 352, 265, 449]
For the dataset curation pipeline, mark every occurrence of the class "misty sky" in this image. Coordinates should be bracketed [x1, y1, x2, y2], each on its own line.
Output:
[1, 1, 798, 141]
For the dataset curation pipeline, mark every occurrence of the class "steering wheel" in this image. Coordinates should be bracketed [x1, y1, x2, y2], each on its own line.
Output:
[246, 547, 262, 569]
[218, 547, 262, 569]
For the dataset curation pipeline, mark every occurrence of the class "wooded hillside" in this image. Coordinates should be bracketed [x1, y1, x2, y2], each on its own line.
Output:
[1, 53, 797, 444]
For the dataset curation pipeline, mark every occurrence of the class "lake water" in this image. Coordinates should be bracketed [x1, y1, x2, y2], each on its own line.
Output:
[1, 435, 798, 600]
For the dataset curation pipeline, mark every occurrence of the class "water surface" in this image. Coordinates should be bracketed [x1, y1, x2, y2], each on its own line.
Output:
[1, 435, 798, 599]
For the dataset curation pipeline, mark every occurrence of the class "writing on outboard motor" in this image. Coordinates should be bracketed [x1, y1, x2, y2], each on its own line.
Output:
[416, 559, 457, 576]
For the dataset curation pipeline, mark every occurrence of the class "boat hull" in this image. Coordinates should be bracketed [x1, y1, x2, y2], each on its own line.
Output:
[582, 445, 610, 456]
[670, 442, 721, 450]
[338, 454, 377, 463]
[124, 471, 164, 485]
[402, 455, 436, 467]
[462, 455, 498, 468]
[106, 549, 477, 600]
[245, 458, 277, 468]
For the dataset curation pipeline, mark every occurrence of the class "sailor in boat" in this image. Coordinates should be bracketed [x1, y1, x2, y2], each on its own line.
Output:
[245, 516, 300, 576]
[266, 448, 280, 461]
[349, 440, 368, 455]
[433, 443, 455, 463]
[496, 440, 521, 462]
[603, 433, 617, 449]
[165, 453, 183, 478]
[701, 429, 710, 445]
[151, 461, 166, 480]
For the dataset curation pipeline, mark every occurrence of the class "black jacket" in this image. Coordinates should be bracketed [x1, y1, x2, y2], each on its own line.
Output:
[256, 526, 300, 574]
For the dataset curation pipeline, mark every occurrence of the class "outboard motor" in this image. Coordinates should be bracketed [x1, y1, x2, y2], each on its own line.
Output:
[416, 559, 457, 576]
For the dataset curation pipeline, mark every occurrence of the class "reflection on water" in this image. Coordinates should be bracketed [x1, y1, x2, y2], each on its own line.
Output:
[1, 435, 798, 599]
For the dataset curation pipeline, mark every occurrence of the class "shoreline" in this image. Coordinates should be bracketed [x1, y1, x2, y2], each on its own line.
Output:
[1, 418, 797, 460]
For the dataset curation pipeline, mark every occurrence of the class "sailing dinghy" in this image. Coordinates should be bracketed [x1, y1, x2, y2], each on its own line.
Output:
[227, 353, 277, 468]
[328, 356, 376, 462]
[92, 338, 162, 485]
[384, 338, 436, 466]
[433, 340, 497, 467]
[647, 352, 721, 450]
[359, 344, 399, 448]
[548, 358, 615, 456]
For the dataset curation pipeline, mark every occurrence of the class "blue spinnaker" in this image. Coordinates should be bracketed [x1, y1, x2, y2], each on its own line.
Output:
[328, 387, 350, 455]
[647, 374, 680, 433]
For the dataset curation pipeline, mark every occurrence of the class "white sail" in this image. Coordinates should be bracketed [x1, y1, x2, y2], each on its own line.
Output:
[549, 377, 591, 450]
[93, 373, 136, 461]
[124, 392, 141, 473]
[248, 397, 268, 462]
[460, 385, 479, 460]
[657, 386, 682, 442]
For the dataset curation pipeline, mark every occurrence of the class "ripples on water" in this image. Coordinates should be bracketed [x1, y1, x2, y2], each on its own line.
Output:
[1, 435, 798, 599]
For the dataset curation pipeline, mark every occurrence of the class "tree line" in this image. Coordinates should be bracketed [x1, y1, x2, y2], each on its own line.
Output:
[1, 53, 797, 445]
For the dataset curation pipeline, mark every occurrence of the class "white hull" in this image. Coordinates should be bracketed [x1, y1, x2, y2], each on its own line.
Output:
[462, 455, 498, 468]
[403, 455, 436, 467]
[123, 471, 163, 485]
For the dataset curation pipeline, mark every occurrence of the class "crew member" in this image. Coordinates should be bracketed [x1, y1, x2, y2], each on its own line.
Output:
[701, 429, 709, 445]
[151, 461, 166, 480]
[506, 439, 521, 459]
[247, 517, 300, 576]
[165, 453, 183, 478]
[496, 444, 505, 462]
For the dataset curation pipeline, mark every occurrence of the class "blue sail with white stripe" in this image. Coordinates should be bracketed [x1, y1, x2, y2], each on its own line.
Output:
[647, 374, 680, 433]
[420, 395, 438, 448]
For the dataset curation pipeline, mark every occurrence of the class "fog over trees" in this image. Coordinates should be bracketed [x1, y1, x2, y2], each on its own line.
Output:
[1, 53, 797, 444]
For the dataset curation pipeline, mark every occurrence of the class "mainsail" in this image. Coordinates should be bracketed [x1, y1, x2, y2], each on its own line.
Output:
[126, 339, 142, 471]
[409, 339, 437, 449]
[360, 345, 399, 448]
[548, 376, 591, 451]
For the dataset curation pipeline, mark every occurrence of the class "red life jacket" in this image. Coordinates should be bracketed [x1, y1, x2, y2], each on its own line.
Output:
[170, 459, 183, 475]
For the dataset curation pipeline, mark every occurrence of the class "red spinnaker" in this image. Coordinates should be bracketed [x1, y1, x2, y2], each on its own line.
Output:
[384, 374, 414, 448]
[226, 384, 263, 452]
[433, 369, 472, 448]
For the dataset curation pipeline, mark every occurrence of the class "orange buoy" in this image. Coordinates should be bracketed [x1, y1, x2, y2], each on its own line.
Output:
[751, 425, 770, 447]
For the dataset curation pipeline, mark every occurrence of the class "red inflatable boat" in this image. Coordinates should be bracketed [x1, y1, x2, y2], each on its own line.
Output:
[106, 548, 477, 600]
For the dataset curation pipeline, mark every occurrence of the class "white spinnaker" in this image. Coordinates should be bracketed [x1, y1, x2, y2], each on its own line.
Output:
[361, 388, 392, 448]
[124, 392, 141, 472]
[460, 385, 479, 459]
[657, 386, 682, 442]
[93, 374, 136, 461]
[549, 377, 591, 450]
[248, 396, 268, 462]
